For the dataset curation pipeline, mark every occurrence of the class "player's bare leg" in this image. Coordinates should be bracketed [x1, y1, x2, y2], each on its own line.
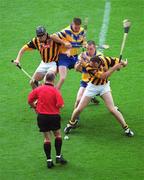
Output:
[56, 66, 67, 90]
[101, 91, 134, 136]
[74, 87, 85, 108]
[30, 72, 45, 89]
[64, 95, 91, 134]
[73, 87, 85, 127]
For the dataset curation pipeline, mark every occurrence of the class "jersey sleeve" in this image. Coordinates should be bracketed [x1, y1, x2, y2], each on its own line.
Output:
[84, 63, 93, 72]
[26, 38, 38, 50]
[105, 56, 119, 67]
[53, 28, 67, 41]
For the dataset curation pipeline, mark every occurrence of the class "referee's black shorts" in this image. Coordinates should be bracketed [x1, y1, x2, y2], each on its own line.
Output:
[37, 114, 61, 132]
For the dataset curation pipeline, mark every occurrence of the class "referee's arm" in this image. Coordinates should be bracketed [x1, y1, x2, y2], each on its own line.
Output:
[28, 89, 38, 109]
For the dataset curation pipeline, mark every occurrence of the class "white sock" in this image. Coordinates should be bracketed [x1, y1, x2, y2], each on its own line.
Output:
[56, 155, 61, 158]
[47, 159, 52, 162]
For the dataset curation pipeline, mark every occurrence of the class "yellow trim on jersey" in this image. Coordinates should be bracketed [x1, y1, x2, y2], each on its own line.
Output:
[54, 25, 86, 56]
[23, 44, 34, 51]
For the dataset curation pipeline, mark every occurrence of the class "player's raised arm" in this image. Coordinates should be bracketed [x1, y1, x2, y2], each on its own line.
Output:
[50, 34, 72, 49]
[13, 45, 29, 65]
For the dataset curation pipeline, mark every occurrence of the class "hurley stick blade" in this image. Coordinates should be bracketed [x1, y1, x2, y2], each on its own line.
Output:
[99, 44, 110, 49]
[123, 19, 131, 33]
[119, 19, 131, 62]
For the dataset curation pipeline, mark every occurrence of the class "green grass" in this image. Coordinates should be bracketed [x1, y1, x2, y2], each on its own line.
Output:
[0, 0, 144, 179]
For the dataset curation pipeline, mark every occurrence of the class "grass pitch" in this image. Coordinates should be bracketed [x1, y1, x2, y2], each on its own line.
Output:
[0, 0, 144, 179]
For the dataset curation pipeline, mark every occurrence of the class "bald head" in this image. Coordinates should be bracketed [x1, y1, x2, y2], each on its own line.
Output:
[44, 71, 56, 84]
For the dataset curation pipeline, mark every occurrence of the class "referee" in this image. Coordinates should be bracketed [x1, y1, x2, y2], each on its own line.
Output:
[28, 72, 67, 169]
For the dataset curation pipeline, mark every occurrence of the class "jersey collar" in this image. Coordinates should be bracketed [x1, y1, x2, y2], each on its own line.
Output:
[86, 51, 97, 57]
[45, 83, 54, 86]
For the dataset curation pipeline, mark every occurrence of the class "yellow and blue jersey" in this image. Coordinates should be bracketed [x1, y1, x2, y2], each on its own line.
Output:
[54, 25, 86, 56]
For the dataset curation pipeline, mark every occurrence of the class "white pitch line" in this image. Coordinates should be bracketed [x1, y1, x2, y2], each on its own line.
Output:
[98, 0, 111, 53]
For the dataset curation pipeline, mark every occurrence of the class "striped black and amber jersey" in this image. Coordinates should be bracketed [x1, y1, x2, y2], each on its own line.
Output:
[24, 35, 60, 63]
[54, 25, 86, 56]
[82, 55, 119, 85]
[78, 51, 102, 82]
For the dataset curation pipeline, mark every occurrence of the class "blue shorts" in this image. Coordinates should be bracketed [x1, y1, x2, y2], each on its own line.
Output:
[80, 80, 88, 88]
[58, 54, 78, 69]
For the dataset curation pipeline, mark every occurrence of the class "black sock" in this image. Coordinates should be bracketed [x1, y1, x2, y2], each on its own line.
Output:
[44, 142, 51, 160]
[123, 124, 129, 130]
[55, 137, 62, 156]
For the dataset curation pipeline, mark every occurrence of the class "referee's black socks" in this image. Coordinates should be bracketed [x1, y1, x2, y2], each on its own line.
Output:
[44, 141, 51, 160]
[55, 137, 62, 156]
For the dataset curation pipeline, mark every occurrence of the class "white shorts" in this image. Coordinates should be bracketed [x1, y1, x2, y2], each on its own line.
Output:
[83, 82, 111, 97]
[35, 61, 57, 74]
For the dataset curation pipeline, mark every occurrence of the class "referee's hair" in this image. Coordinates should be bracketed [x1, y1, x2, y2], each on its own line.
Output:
[73, 17, 82, 25]
[45, 71, 55, 82]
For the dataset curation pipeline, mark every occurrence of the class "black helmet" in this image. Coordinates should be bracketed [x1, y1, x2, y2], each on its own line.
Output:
[36, 26, 46, 37]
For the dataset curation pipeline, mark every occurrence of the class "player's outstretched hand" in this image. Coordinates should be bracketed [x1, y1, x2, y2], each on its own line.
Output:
[13, 59, 20, 66]
[121, 59, 128, 67]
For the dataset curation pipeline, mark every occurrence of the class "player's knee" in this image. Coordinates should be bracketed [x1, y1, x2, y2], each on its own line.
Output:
[108, 107, 116, 114]
[53, 130, 61, 138]
[55, 135, 62, 139]
[60, 76, 66, 82]
[44, 138, 51, 143]
[30, 79, 39, 88]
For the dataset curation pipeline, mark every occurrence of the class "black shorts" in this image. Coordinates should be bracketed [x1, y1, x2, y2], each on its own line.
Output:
[37, 114, 61, 132]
